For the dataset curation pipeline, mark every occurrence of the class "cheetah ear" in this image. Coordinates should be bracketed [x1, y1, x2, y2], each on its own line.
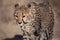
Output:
[25, 3, 31, 8]
[26, 2, 37, 8]
[15, 3, 19, 9]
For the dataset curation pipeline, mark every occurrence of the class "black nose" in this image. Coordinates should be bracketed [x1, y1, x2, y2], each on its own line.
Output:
[18, 22, 22, 24]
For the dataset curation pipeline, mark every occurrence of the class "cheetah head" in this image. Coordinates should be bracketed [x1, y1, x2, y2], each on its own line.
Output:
[14, 2, 38, 34]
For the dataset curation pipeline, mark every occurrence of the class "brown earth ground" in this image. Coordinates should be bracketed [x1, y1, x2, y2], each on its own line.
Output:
[0, 0, 60, 40]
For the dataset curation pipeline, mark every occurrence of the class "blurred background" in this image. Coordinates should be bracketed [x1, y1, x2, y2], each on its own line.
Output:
[0, 0, 60, 40]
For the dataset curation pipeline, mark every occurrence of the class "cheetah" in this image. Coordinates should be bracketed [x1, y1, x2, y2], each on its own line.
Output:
[14, 2, 54, 40]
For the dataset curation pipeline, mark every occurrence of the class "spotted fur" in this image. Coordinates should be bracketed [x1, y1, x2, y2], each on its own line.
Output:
[14, 2, 54, 40]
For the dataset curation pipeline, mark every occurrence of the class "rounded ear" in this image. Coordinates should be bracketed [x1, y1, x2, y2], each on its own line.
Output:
[25, 3, 31, 8]
[15, 3, 19, 9]
[26, 2, 37, 8]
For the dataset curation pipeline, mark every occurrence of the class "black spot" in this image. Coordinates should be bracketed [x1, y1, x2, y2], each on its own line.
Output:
[34, 31, 39, 36]
[27, 4, 31, 8]
[16, 16, 18, 17]
[23, 16, 25, 17]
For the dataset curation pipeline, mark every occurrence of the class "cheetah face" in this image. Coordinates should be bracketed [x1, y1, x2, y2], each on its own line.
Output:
[14, 3, 36, 34]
